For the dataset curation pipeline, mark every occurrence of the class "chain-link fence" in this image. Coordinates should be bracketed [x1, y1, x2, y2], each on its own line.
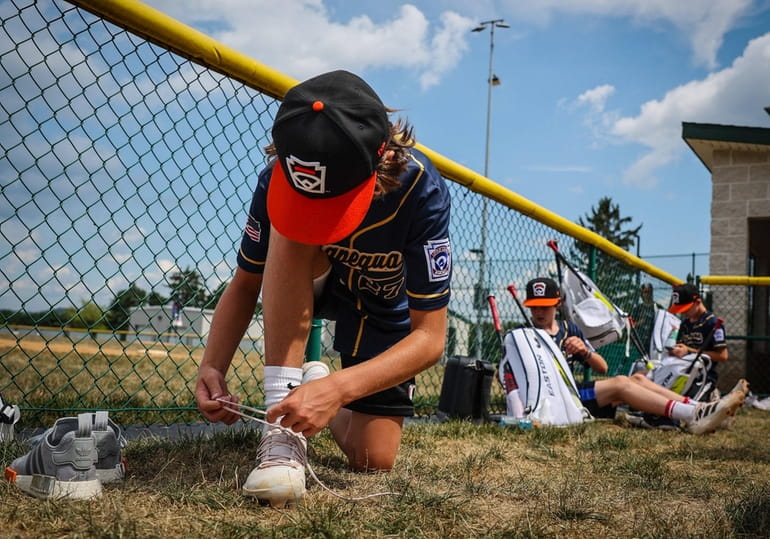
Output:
[699, 278, 770, 396]
[2, 0, 767, 428]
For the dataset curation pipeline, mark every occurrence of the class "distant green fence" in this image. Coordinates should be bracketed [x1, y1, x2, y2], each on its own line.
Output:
[1, 0, 766, 428]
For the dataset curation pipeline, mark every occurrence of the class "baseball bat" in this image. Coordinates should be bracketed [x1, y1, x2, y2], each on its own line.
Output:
[487, 294, 506, 352]
[506, 284, 533, 328]
[487, 294, 525, 418]
[628, 315, 654, 371]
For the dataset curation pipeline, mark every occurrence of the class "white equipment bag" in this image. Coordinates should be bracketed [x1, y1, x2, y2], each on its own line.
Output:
[649, 307, 681, 362]
[560, 268, 628, 349]
[648, 353, 713, 401]
[499, 327, 592, 426]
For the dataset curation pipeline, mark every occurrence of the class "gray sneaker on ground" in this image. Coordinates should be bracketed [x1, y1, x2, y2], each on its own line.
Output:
[242, 426, 307, 508]
[4, 413, 101, 499]
[0, 394, 20, 442]
[91, 411, 127, 483]
[20, 411, 127, 484]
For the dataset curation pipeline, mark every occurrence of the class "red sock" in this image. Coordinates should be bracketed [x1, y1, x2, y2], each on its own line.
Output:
[664, 400, 676, 418]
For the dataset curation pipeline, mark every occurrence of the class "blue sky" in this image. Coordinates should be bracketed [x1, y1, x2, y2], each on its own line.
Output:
[3, 0, 769, 313]
[140, 0, 770, 282]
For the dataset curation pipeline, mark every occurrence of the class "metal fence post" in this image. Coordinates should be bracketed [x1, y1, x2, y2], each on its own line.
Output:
[305, 318, 323, 362]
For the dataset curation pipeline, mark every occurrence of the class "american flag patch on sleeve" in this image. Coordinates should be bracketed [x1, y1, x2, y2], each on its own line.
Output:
[245, 216, 261, 243]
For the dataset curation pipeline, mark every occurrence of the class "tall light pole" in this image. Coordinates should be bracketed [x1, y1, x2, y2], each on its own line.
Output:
[472, 19, 508, 359]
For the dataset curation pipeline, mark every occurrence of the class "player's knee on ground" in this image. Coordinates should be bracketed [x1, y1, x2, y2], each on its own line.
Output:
[347, 446, 397, 472]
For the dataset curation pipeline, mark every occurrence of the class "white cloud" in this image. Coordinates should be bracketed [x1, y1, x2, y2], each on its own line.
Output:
[143, 0, 474, 90]
[569, 84, 621, 146]
[577, 84, 615, 112]
[612, 32, 770, 187]
[501, 0, 754, 69]
[571, 32, 770, 188]
[418, 11, 474, 89]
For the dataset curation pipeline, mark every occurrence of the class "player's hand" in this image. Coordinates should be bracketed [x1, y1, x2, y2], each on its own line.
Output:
[195, 365, 240, 424]
[564, 336, 589, 359]
[266, 376, 344, 437]
[671, 343, 688, 358]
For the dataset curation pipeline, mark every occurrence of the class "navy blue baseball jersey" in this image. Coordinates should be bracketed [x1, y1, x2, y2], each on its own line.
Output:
[237, 148, 452, 358]
[551, 319, 595, 370]
[677, 310, 726, 383]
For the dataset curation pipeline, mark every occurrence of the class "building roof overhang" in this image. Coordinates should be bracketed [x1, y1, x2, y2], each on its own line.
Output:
[682, 121, 770, 172]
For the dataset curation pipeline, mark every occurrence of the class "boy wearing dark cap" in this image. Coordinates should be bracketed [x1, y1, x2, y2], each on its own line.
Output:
[627, 282, 733, 429]
[520, 278, 745, 434]
[667, 282, 728, 386]
[194, 71, 452, 507]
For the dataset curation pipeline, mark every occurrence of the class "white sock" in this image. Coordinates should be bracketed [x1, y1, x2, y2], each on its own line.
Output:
[263, 366, 302, 432]
[667, 400, 696, 421]
[302, 362, 329, 384]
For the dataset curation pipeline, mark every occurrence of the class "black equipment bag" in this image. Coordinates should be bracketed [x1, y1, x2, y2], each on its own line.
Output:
[438, 355, 494, 421]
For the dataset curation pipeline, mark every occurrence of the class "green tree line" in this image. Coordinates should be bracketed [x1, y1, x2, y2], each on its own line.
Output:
[0, 267, 230, 332]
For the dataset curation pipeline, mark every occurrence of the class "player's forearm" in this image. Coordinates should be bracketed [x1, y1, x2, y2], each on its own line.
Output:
[708, 347, 729, 362]
[585, 352, 608, 374]
[200, 275, 261, 374]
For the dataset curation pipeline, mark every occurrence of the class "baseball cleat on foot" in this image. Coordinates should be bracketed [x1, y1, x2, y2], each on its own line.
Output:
[727, 378, 749, 398]
[686, 390, 745, 435]
[243, 426, 306, 508]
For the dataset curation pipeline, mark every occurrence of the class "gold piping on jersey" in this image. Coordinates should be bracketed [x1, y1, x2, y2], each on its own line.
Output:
[406, 289, 450, 300]
[238, 248, 266, 268]
[352, 313, 368, 357]
[347, 154, 426, 245]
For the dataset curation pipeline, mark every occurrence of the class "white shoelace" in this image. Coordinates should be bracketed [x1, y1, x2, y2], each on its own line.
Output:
[216, 397, 400, 502]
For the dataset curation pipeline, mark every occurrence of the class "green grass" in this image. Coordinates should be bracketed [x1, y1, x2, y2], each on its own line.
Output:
[2, 407, 769, 538]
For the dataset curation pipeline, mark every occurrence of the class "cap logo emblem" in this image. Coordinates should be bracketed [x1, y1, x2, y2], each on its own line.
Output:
[533, 282, 547, 297]
[672, 292, 680, 304]
[285, 155, 326, 195]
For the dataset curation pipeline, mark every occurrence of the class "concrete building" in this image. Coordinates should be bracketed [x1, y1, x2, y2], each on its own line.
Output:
[682, 121, 770, 392]
[128, 304, 265, 351]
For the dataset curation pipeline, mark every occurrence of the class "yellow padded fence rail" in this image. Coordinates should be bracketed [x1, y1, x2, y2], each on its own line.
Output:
[68, 0, 679, 286]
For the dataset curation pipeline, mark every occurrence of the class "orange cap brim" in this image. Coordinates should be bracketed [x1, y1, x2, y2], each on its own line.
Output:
[523, 298, 560, 307]
[668, 301, 694, 314]
[267, 163, 376, 245]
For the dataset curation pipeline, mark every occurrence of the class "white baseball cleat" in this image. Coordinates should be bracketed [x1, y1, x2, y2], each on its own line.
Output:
[242, 427, 307, 508]
[686, 389, 746, 435]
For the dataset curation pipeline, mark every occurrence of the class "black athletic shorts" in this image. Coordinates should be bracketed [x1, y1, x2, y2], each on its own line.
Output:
[340, 354, 416, 417]
[314, 274, 415, 417]
[577, 381, 616, 419]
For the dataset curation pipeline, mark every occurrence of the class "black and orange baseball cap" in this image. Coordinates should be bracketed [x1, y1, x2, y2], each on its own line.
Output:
[523, 278, 561, 307]
[267, 70, 390, 245]
[668, 283, 699, 314]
